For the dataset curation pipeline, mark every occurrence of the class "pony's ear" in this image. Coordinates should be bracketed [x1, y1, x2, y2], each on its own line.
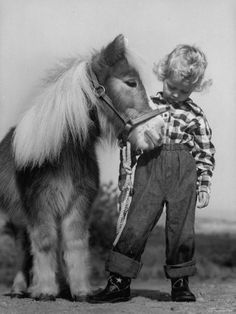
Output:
[103, 34, 127, 66]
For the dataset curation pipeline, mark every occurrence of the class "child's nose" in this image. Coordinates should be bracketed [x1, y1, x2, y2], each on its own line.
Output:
[172, 92, 179, 98]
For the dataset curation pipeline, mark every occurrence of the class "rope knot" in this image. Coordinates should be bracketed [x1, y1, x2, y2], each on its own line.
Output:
[113, 141, 136, 246]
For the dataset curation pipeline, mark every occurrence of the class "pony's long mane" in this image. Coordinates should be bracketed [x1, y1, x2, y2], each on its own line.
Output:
[13, 59, 100, 168]
[13, 46, 151, 168]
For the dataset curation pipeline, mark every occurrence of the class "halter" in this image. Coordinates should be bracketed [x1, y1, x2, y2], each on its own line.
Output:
[87, 64, 166, 139]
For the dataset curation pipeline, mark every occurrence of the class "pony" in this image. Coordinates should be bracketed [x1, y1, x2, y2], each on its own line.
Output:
[0, 34, 164, 301]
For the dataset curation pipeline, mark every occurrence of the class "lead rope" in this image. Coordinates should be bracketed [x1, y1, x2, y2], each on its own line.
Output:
[113, 141, 134, 246]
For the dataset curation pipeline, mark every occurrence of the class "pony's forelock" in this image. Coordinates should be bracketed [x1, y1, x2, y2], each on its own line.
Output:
[126, 49, 151, 85]
[125, 48, 153, 104]
[13, 60, 99, 167]
[95, 48, 154, 143]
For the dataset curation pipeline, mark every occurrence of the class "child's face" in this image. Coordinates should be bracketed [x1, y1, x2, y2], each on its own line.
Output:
[163, 75, 195, 103]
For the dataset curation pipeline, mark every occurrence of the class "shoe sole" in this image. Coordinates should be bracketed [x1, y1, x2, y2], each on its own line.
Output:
[88, 296, 131, 304]
[172, 297, 196, 302]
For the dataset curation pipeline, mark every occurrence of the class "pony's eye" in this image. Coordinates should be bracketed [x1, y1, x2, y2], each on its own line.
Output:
[125, 80, 137, 88]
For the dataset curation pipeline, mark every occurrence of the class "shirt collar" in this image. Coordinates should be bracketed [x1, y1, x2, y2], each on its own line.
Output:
[151, 92, 203, 116]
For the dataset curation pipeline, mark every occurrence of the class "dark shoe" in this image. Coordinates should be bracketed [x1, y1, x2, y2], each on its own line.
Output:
[88, 273, 131, 303]
[171, 277, 196, 302]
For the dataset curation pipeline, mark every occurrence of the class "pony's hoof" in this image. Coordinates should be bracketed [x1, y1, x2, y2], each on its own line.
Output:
[72, 294, 88, 302]
[9, 291, 29, 299]
[34, 293, 56, 301]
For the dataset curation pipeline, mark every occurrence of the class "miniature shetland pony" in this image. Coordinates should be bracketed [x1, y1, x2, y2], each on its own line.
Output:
[0, 34, 164, 301]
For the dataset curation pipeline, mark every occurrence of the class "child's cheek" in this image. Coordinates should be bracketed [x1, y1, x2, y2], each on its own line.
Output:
[163, 90, 169, 99]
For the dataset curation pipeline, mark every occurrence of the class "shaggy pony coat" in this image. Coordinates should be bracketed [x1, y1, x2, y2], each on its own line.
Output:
[0, 34, 164, 300]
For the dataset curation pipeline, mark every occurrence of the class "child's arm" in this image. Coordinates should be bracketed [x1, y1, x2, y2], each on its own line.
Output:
[192, 115, 216, 207]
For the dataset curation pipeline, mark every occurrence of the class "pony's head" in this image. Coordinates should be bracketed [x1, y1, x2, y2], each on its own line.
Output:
[13, 34, 164, 168]
[90, 34, 164, 150]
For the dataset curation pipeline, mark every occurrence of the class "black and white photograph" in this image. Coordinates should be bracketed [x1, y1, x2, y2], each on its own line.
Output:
[0, 0, 235, 313]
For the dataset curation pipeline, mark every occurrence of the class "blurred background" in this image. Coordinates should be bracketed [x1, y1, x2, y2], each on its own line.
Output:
[0, 0, 235, 286]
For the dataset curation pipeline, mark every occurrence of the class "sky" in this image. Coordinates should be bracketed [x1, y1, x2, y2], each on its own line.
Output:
[0, 0, 236, 221]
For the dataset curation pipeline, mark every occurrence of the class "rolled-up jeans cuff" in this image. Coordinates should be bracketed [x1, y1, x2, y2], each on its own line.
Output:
[105, 251, 142, 279]
[164, 260, 196, 279]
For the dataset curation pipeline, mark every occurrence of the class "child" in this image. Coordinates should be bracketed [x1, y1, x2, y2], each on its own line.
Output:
[89, 44, 215, 303]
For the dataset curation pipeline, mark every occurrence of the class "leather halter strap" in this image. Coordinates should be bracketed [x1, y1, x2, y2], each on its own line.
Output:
[87, 64, 130, 126]
[87, 64, 166, 136]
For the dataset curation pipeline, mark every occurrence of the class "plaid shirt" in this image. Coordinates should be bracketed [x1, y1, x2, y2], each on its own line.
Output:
[151, 92, 215, 194]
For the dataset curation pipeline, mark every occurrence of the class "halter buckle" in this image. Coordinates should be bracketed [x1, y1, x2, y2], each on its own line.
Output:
[94, 85, 106, 98]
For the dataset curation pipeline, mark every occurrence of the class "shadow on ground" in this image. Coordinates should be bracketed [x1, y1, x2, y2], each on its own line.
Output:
[131, 288, 171, 301]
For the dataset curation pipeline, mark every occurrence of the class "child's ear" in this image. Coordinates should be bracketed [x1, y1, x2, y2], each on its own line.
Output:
[103, 34, 126, 66]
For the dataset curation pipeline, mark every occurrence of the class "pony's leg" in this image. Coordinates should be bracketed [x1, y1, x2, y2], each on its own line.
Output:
[61, 196, 91, 300]
[11, 228, 32, 298]
[28, 218, 59, 301]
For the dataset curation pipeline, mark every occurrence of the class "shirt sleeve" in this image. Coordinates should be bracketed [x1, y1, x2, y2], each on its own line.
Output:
[191, 115, 216, 194]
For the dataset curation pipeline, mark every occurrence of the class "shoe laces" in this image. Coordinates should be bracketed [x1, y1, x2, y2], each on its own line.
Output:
[108, 275, 122, 291]
[108, 275, 130, 290]
[172, 278, 188, 288]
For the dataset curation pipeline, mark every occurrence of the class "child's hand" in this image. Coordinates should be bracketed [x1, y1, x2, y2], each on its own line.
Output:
[143, 120, 164, 149]
[144, 129, 163, 148]
[197, 191, 210, 208]
[129, 115, 164, 151]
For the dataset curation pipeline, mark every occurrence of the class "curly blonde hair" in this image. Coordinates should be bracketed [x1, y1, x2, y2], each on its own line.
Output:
[153, 44, 212, 92]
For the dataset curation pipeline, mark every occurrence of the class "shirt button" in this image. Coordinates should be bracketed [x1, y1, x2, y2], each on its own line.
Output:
[163, 113, 169, 118]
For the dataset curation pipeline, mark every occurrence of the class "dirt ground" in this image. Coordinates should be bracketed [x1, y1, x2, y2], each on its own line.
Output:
[0, 279, 235, 314]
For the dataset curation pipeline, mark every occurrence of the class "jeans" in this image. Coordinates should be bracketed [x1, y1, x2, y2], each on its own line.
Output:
[106, 144, 197, 279]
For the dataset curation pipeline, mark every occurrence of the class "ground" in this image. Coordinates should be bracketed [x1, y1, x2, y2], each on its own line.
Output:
[0, 279, 235, 314]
